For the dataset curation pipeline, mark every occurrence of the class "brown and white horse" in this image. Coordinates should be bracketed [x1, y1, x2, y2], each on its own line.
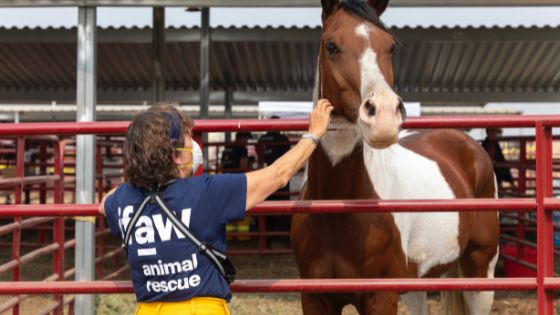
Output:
[290, 1, 500, 314]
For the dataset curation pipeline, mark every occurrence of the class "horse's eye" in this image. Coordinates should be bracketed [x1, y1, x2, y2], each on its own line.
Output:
[325, 42, 340, 56]
[389, 44, 397, 55]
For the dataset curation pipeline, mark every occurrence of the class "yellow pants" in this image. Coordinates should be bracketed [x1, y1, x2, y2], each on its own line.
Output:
[135, 297, 230, 315]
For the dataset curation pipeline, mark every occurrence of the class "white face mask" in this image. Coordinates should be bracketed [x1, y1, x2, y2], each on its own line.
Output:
[177, 139, 204, 175]
[191, 140, 203, 174]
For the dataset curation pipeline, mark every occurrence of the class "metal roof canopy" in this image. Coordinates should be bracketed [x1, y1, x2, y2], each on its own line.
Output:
[1, 0, 560, 6]
[1, 25, 559, 104]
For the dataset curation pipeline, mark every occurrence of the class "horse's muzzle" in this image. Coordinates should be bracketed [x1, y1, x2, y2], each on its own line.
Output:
[358, 94, 403, 149]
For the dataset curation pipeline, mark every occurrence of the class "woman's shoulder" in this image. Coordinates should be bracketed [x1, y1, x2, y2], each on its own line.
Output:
[174, 173, 245, 190]
[110, 182, 145, 201]
[176, 173, 210, 185]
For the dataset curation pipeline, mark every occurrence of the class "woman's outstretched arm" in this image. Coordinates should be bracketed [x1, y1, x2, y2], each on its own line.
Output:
[245, 99, 333, 210]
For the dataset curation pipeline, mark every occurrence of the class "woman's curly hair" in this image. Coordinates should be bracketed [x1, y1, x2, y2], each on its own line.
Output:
[124, 104, 193, 190]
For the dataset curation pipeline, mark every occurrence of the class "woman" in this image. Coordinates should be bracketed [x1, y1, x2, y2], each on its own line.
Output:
[99, 100, 333, 315]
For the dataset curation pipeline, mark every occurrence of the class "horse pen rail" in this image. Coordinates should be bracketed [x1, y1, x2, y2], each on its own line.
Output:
[0, 115, 559, 315]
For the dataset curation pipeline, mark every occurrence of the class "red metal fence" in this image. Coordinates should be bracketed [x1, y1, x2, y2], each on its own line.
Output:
[0, 115, 559, 315]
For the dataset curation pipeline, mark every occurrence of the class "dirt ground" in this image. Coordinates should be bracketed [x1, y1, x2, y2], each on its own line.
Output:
[1, 253, 558, 315]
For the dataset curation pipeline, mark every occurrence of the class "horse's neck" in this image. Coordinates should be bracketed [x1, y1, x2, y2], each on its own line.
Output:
[305, 144, 377, 200]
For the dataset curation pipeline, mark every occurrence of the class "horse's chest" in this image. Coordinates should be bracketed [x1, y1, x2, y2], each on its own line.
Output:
[363, 144, 461, 277]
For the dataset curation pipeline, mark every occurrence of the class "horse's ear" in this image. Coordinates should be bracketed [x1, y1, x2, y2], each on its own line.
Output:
[321, 0, 340, 21]
[368, 0, 389, 16]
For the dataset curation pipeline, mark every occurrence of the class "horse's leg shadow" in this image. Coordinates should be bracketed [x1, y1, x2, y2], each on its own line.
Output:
[400, 292, 428, 315]
[301, 293, 344, 315]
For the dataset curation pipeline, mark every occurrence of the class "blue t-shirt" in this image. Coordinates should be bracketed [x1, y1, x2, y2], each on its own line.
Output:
[104, 173, 247, 302]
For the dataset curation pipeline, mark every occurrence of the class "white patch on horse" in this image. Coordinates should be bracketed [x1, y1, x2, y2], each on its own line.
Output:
[320, 116, 361, 166]
[363, 143, 459, 277]
[359, 48, 394, 101]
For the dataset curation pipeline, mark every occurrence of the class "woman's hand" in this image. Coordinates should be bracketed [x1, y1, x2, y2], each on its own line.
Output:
[308, 99, 334, 139]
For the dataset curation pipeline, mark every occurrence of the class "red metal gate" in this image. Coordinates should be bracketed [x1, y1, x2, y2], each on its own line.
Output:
[0, 115, 558, 314]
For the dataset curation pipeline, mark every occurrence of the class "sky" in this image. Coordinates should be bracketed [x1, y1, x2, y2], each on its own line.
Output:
[0, 6, 559, 28]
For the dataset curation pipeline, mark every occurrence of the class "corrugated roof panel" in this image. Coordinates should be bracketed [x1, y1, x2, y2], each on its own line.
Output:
[0, 25, 558, 104]
[538, 43, 560, 91]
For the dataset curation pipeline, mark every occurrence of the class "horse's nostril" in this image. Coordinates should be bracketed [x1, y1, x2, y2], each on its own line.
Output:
[366, 101, 376, 117]
[397, 100, 407, 121]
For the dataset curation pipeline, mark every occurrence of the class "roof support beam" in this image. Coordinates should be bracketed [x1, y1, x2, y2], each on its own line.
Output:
[152, 7, 165, 103]
[0, 89, 314, 104]
[2, 27, 558, 45]
[1, 89, 559, 104]
[74, 6, 96, 315]
[199, 8, 210, 118]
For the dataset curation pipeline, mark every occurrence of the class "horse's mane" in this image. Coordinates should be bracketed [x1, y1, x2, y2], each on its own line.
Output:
[338, 0, 392, 35]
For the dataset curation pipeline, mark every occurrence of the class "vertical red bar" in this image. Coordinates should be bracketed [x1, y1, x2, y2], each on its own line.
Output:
[53, 141, 66, 204]
[519, 139, 527, 196]
[255, 142, 266, 253]
[14, 138, 24, 205]
[52, 139, 65, 315]
[256, 142, 265, 169]
[114, 247, 121, 274]
[536, 123, 554, 315]
[96, 145, 103, 202]
[258, 216, 266, 254]
[95, 145, 105, 279]
[38, 143, 48, 247]
[11, 137, 24, 315]
[97, 219, 106, 279]
[38, 143, 47, 203]
[517, 139, 527, 258]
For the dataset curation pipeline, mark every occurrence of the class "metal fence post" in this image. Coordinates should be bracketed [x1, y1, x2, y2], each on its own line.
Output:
[11, 137, 24, 315]
[535, 122, 554, 315]
[52, 140, 66, 315]
[75, 6, 97, 315]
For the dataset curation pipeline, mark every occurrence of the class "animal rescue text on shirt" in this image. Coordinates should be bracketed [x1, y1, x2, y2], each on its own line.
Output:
[117, 204, 202, 294]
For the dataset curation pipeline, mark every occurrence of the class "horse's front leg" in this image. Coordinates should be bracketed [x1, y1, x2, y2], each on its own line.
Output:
[301, 293, 343, 315]
[357, 292, 399, 315]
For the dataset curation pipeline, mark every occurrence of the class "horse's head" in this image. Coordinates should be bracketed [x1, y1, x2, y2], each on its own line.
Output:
[318, 0, 405, 161]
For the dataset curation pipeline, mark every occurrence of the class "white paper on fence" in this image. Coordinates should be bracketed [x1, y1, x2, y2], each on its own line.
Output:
[404, 102, 421, 117]
[258, 101, 421, 118]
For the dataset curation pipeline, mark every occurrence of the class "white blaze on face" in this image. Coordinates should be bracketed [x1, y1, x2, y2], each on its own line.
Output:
[355, 23, 394, 101]
[355, 23, 370, 39]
